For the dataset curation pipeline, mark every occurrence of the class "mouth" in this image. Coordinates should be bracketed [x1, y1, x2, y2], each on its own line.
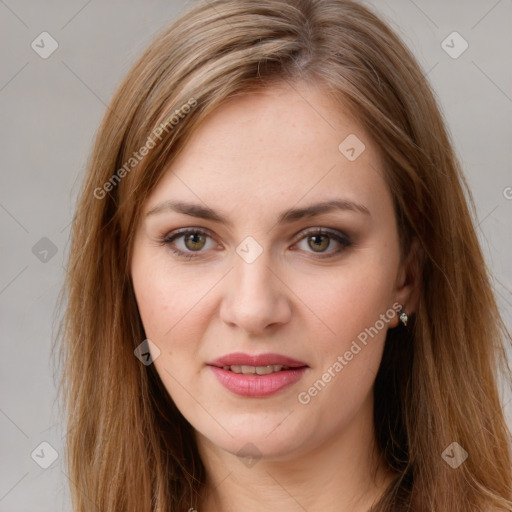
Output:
[207, 352, 309, 371]
[207, 352, 309, 397]
[218, 364, 300, 375]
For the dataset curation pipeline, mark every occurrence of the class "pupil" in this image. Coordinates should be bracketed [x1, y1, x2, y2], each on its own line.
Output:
[186, 233, 204, 250]
[310, 235, 328, 251]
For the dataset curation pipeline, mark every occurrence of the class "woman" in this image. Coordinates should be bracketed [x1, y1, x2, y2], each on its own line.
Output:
[56, 0, 512, 510]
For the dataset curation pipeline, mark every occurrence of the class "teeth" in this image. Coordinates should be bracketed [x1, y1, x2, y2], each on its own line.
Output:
[221, 365, 289, 374]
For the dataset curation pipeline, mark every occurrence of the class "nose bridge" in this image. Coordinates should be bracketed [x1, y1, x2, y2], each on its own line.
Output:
[233, 233, 274, 292]
[220, 239, 291, 333]
[234, 241, 273, 301]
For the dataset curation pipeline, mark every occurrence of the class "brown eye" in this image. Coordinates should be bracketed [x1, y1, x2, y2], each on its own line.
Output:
[184, 232, 207, 251]
[307, 234, 330, 252]
[162, 228, 217, 260]
[295, 228, 352, 259]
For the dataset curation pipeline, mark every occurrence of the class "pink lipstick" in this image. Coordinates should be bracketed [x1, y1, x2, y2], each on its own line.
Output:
[207, 352, 309, 397]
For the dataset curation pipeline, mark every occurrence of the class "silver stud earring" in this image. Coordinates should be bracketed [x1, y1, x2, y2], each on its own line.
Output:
[398, 307, 408, 326]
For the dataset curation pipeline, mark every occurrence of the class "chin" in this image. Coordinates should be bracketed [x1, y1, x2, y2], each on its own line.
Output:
[193, 411, 313, 461]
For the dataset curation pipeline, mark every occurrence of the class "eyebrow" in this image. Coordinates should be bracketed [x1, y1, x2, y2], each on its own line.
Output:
[145, 198, 371, 226]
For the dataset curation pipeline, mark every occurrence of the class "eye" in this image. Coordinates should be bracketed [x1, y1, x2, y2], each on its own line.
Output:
[162, 228, 218, 260]
[294, 228, 352, 258]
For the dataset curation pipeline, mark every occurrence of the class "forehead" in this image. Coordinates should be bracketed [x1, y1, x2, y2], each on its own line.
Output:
[145, 82, 389, 219]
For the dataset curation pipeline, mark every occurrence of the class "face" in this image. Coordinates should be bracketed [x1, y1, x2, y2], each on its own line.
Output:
[131, 81, 414, 461]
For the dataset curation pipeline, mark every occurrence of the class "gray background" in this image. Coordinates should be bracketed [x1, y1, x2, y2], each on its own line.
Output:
[1, 0, 511, 510]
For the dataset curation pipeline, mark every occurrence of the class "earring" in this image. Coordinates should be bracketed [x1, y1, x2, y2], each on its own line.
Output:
[398, 307, 408, 326]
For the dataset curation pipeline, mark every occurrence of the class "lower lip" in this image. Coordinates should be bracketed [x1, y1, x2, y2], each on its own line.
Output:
[209, 366, 308, 397]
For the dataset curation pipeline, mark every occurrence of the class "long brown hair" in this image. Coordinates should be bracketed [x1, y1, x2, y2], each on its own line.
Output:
[55, 0, 512, 510]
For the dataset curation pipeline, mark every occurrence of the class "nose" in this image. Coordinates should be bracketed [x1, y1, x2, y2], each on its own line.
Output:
[219, 249, 292, 336]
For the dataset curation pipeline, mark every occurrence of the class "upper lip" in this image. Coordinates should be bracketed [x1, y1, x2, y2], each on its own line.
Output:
[208, 352, 308, 368]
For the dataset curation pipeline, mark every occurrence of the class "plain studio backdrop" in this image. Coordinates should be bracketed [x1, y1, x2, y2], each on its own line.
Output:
[0, 0, 511, 510]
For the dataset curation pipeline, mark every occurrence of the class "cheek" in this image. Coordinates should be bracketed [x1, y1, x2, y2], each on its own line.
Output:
[131, 258, 210, 395]
[131, 248, 212, 342]
[291, 253, 398, 409]
[294, 272, 394, 422]
[298, 255, 396, 345]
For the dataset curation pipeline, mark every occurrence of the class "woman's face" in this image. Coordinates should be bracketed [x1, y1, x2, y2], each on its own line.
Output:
[131, 81, 414, 461]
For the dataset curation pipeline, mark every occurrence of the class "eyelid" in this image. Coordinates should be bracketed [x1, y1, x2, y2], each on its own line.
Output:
[297, 227, 351, 244]
[163, 226, 215, 243]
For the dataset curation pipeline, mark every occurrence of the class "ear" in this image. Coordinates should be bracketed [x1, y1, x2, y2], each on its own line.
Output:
[389, 237, 422, 328]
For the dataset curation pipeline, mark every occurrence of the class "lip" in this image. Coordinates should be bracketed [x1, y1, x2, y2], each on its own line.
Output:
[207, 352, 309, 398]
[209, 366, 308, 397]
[208, 352, 308, 368]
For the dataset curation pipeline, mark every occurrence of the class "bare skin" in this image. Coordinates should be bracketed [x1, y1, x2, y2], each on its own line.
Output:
[131, 81, 419, 512]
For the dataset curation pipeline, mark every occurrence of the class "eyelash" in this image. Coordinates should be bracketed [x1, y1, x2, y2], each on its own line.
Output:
[160, 227, 352, 261]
